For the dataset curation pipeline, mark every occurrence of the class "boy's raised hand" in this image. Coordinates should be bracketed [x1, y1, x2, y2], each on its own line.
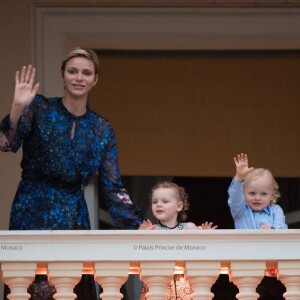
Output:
[234, 153, 254, 182]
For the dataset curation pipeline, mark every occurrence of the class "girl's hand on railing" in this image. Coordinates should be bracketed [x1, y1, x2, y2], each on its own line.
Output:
[198, 221, 218, 230]
[138, 219, 157, 230]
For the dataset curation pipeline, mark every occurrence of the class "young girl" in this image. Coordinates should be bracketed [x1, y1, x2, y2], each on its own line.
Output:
[140, 181, 217, 231]
[228, 153, 287, 229]
[139, 181, 217, 300]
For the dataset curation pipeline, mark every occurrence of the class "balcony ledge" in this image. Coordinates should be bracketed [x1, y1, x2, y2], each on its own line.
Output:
[0, 229, 299, 262]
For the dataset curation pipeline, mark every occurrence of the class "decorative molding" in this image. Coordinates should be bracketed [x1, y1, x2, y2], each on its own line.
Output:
[32, 6, 300, 96]
[31, 1, 300, 8]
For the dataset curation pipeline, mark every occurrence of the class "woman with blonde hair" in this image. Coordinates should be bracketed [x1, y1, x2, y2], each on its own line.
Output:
[0, 47, 143, 300]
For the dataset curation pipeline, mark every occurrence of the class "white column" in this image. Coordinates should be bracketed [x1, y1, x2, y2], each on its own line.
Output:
[229, 261, 265, 300]
[278, 261, 300, 300]
[48, 262, 83, 300]
[1, 262, 37, 300]
[95, 261, 130, 300]
[84, 175, 100, 229]
[185, 261, 220, 300]
[140, 261, 175, 300]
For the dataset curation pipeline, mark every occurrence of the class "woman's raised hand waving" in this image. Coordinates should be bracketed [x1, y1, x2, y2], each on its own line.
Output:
[10, 65, 40, 126]
[14, 65, 39, 107]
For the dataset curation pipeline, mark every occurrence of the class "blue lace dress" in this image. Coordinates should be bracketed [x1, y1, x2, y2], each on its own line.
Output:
[0, 94, 143, 300]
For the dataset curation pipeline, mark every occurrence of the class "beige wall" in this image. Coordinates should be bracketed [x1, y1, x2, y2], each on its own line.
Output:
[90, 53, 300, 177]
[0, 1, 31, 230]
[0, 4, 298, 300]
[0, 1, 299, 296]
[1, 0, 300, 231]
[0, 0, 179, 230]
[0, 0, 135, 229]
[0, 0, 220, 231]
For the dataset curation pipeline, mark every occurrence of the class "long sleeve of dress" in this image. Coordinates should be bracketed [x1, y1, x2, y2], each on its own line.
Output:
[0, 104, 33, 153]
[98, 122, 143, 229]
[0, 115, 13, 152]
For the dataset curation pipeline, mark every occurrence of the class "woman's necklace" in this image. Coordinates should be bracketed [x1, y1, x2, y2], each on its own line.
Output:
[158, 221, 179, 229]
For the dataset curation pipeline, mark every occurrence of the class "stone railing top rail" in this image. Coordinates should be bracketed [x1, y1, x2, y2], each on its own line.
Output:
[0, 229, 299, 262]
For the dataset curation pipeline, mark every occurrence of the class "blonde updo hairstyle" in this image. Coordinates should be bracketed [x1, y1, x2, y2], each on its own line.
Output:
[61, 47, 99, 76]
[244, 168, 280, 204]
[150, 181, 190, 222]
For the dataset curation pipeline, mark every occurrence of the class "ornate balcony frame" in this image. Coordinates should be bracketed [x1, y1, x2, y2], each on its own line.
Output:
[1, 230, 300, 299]
[32, 6, 300, 97]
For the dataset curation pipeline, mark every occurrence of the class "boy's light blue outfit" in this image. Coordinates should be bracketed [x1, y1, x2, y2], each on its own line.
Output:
[228, 178, 287, 229]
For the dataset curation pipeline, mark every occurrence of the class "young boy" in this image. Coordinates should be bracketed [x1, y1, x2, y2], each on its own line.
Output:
[228, 153, 287, 229]
[228, 153, 287, 300]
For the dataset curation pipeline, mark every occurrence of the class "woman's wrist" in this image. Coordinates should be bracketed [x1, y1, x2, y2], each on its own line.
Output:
[10, 102, 25, 127]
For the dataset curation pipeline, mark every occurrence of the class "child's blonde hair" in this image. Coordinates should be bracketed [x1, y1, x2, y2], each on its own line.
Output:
[150, 181, 190, 222]
[244, 168, 280, 204]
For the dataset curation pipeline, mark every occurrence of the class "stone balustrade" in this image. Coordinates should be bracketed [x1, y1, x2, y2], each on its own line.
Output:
[1, 229, 300, 300]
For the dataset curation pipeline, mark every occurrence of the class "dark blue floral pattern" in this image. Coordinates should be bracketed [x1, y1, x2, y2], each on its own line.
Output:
[0, 94, 142, 230]
[0, 94, 143, 299]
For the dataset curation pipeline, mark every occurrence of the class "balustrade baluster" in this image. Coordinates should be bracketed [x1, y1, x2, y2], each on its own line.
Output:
[1, 262, 36, 300]
[48, 262, 83, 300]
[229, 261, 265, 300]
[186, 261, 220, 300]
[140, 261, 175, 300]
[278, 261, 300, 300]
[95, 261, 130, 300]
